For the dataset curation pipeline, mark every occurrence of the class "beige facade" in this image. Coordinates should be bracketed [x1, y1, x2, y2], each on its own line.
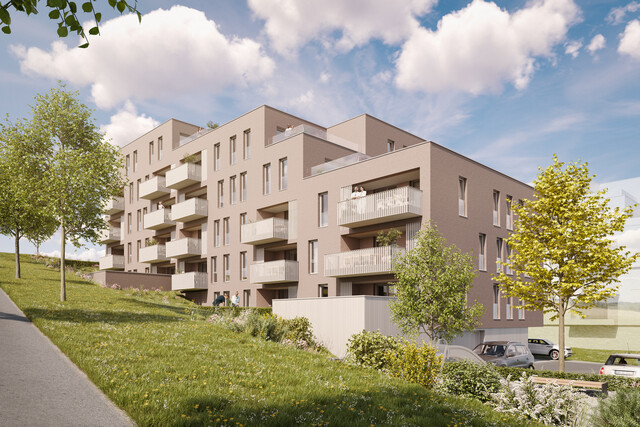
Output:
[100, 105, 542, 331]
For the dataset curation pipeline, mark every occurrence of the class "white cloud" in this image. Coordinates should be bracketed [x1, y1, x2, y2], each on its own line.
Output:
[586, 34, 606, 54]
[41, 247, 105, 262]
[100, 101, 159, 147]
[395, 0, 581, 94]
[248, 0, 436, 56]
[619, 20, 640, 60]
[10, 6, 275, 109]
[564, 40, 582, 58]
[607, 2, 640, 25]
[320, 72, 331, 83]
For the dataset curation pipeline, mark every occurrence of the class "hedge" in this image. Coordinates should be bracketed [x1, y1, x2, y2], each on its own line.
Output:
[494, 366, 638, 392]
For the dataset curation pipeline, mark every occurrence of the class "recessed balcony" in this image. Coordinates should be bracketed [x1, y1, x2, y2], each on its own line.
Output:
[241, 218, 288, 245]
[139, 244, 167, 264]
[172, 272, 208, 291]
[337, 186, 422, 228]
[99, 254, 125, 270]
[324, 246, 405, 278]
[250, 260, 299, 284]
[171, 198, 208, 223]
[104, 197, 124, 215]
[144, 208, 175, 230]
[98, 227, 121, 244]
[166, 163, 202, 189]
[166, 238, 201, 259]
[140, 176, 170, 200]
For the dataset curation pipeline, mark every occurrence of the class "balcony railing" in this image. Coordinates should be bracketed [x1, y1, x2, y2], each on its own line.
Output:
[139, 245, 167, 264]
[172, 272, 208, 291]
[98, 227, 121, 244]
[171, 198, 208, 222]
[104, 197, 124, 215]
[99, 254, 125, 270]
[166, 163, 202, 189]
[241, 218, 288, 245]
[144, 208, 175, 230]
[250, 260, 299, 284]
[337, 186, 422, 228]
[140, 176, 170, 200]
[324, 246, 404, 278]
[269, 124, 358, 151]
[166, 238, 201, 259]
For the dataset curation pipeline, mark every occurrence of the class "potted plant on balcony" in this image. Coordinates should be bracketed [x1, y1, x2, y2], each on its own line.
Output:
[376, 228, 402, 247]
[145, 238, 159, 246]
[182, 153, 198, 164]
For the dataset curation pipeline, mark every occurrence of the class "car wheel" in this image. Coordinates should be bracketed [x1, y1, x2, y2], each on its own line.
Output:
[550, 350, 560, 360]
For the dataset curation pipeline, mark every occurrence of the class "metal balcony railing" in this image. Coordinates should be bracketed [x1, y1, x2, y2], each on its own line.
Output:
[324, 246, 404, 277]
[144, 208, 175, 230]
[241, 218, 288, 245]
[250, 260, 299, 284]
[337, 186, 422, 228]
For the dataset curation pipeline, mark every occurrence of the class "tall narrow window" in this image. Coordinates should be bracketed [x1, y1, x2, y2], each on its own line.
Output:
[129, 182, 133, 203]
[127, 213, 132, 234]
[137, 210, 141, 232]
[136, 240, 141, 262]
[279, 158, 287, 190]
[223, 217, 230, 245]
[309, 240, 318, 274]
[214, 143, 220, 171]
[127, 242, 132, 263]
[319, 192, 328, 227]
[230, 176, 237, 205]
[493, 284, 500, 319]
[230, 136, 237, 165]
[240, 172, 247, 202]
[158, 137, 163, 160]
[458, 177, 467, 217]
[478, 233, 486, 271]
[214, 220, 220, 247]
[149, 141, 154, 164]
[240, 213, 246, 238]
[125, 154, 130, 176]
[505, 243, 512, 275]
[506, 296, 513, 320]
[493, 190, 500, 226]
[387, 139, 395, 152]
[243, 289, 250, 307]
[223, 254, 230, 282]
[218, 180, 224, 208]
[263, 163, 271, 195]
[211, 257, 217, 282]
[506, 195, 513, 230]
[136, 179, 141, 201]
[496, 237, 503, 273]
[518, 299, 526, 320]
[240, 251, 247, 280]
[133, 150, 138, 172]
[243, 129, 251, 159]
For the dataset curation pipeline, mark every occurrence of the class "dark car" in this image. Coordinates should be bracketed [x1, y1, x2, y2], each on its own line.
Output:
[473, 341, 535, 369]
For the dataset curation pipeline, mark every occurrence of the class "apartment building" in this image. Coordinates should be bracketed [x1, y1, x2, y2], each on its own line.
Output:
[99, 105, 542, 333]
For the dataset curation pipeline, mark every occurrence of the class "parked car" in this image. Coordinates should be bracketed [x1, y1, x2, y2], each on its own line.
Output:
[473, 341, 535, 369]
[436, 344, 486, 365]
[527, 338, 572, 360]
[599, 353, 640, 378]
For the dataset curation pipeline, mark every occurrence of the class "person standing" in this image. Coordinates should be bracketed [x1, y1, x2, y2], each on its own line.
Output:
[231, 291, 240, 307]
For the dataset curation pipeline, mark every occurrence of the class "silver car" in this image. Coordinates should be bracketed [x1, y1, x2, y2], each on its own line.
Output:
[528, 338, 572, 360]
[599, 353, 640, 378]
[473, 341, 535, 369]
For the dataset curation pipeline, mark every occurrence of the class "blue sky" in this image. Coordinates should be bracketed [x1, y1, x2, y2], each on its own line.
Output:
[1, 0, 639, 260]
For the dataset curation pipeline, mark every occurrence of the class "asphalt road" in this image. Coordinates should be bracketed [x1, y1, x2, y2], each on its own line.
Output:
[533, 359, 602, 374]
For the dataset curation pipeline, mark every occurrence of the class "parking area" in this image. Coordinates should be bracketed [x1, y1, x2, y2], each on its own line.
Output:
[533, 359, 602, 374]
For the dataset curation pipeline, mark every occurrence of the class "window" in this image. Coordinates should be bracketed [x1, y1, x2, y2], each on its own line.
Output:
[158, 136, 163, 160]
[493, 190, 500, 226]
[319, 284, 328, 297]
[149, 141, 154, 164]
[137, 210, 141, 232]
[496, 237, 503, 273]
[136, 240, 141, 262]
[319, 192, 328, 227]
[478, 233, 486, 271]
[506, 195, 513, 230]
[223, 254, 230, 282]
[505, 242, 512, 275]
[387, 139, 395, 152]
[214, 220, 220, 247]
[309, 240, 318, 274]
[214, 143, 220, 171]
[143, 207, 147, 217]
[218, 180, 224, 208]
[458, 177, 467, 217]
[279, 158, 287, 190]
[263, 163, 271, 195]
[493, 284, 500, 319]
[136, 179, 141, 201]
[518, 298, 525, 320]
[240, 172, 247, 202]
[506, 296, 513, 320]
[127, 213, 132, 234]
[211, 257, 217, 282]
[133, 150, 138, 172]
[223, 217, 230, 245]
[129, 182, 133, 203]
[243, 129, 251, 159]
[127, 242, 132, 263]
[125, 154, 130, 176]
[230, 176, 237, 205]
[240, 213, 247, 237]
[230, 136, 237, 164]
[240, 251, 247, 280]
[243, 289, 250, 307]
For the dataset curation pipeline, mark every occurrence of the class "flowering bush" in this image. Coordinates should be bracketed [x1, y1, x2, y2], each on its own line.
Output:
[345, 330, 400, 370]
[387, 341, 441, 389]
[438, 360, 501, 402]
[591, 389, 640, 426]
[109, 283, 121, 290]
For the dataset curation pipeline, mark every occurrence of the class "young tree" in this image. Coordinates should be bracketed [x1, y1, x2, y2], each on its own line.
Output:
[494, 156, 638, 372]
[390, 223, 483, 343]
[31, 84, 126, 301]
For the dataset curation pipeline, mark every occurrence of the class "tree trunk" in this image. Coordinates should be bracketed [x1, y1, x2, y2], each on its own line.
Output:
[60, 224, 66, 302]
[15, 233, 21, 279]
[558, 297, 565, 372]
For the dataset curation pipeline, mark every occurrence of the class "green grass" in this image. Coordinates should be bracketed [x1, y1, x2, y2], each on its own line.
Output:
[1, 253, 537, 426]
[572, 347, 640, 364]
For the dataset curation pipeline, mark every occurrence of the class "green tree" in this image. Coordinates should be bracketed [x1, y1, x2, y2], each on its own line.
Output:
[0, 0, 140, 47]
[0, 119, 57, 278]
[31, 84, 126, 301]
[390, 223, 483, 343]
[494, 156, 638, 372]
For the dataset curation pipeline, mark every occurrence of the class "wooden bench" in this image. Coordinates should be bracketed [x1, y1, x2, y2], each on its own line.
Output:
[531, 376, 608, 395]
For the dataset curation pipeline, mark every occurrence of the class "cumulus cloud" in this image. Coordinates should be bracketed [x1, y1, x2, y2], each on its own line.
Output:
[10, 6, 274, 109]
[395, 0, 581, 94]
[619, 20, 640, 60]
[100, 101, 159, 147]
[248, 0, 436, 55]
[42, 247, 104, 262]
[607, 2, 640, 25]
[564, 40, 582, 58]
[587, 34, 606, 54]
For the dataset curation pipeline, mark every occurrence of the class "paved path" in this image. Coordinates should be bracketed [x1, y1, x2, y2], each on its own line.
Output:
[0, 288, 135, 427]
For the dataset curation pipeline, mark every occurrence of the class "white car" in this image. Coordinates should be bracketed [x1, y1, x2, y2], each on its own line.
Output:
[600, 353, 640, 378]
[527, 338, 572, 360]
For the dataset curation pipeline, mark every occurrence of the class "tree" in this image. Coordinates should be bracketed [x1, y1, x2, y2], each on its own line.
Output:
[494, 156, 639, 372]
[390, 223, 483, 343]
[31, 84, 126, 301]
[0, 0, 140, 47]
[0, 119, 57, 278]
[206, 121, 219, 129]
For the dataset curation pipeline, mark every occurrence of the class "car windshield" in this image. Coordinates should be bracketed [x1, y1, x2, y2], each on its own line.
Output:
[474, 344, 506, 356]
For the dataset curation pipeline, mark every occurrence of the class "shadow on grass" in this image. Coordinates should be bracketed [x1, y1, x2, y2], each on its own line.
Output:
[22, 307, 184, 324]
[120, 298, 209, 318]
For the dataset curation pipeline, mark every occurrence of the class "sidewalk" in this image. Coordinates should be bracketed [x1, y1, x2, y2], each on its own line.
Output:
[0, 288, 135, 427]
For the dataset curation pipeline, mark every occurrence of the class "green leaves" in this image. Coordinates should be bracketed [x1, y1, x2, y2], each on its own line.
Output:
[0, 7, 12, 24]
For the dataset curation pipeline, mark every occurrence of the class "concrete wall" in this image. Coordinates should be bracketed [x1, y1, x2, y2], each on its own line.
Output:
[90, 270, 171, 291]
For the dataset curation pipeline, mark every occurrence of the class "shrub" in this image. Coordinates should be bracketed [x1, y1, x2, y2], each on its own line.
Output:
[244, 312, 287, 342]
[283, 317, 316, 349]
[345, 330, 400, 370]
[387, 341, 442, 389]
[438, 360, 502, 402]
[494, 366, 638, 392]
[591, 389, 640, 426]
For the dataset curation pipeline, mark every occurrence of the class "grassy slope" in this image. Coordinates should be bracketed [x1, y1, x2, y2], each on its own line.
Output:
[0, 253, 535, 426]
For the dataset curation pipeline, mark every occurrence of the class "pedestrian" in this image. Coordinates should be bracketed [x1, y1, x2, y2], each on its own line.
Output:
[231, 291, 240, 307]
[213, 294, 226, 307]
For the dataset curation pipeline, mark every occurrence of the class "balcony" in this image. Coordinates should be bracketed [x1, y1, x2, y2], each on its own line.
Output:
[171, 198, 208, 223]
[99, 254, 125, 270]
[166, 238, 201, 259]
[98, 227, 121, 244]
[144, 208, 175, 230]
[166, 163, 202, 189]
[241, 218, 288, 245]
[324, 246, 404, 278]
[139, 245, 167, 264]
[172, 272, 208, 291]
[104, 197, 124, 215]
[140, 176, 170, 200]
[250, 260, 299, 284]
[337, 186, 422, 228]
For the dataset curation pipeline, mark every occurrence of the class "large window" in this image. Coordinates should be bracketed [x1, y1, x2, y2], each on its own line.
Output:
[279, 158, 287, 190]
[214, 143, 220, 171]
[223, 254, 230, 282]
[230, 136, 237, 165]
[223, 217, 230, 245]
[493, 190, 500, 226]
[309, 240, 318, 274]
[218, 180, 224, 208]
[243, 129, 251, 159]
[458, 177, 467, 217]
[230, 176, 237, 205]
[240, 172, 247, 202]
[506, 195, 513, 230]
[263, 163, 271, 195]
[240, 251, 247, 280]
[319, 192, 328, 227]
[478, 233, 486, 271]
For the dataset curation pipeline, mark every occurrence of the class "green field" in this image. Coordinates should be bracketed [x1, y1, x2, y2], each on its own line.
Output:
[571, 347, 640, 364]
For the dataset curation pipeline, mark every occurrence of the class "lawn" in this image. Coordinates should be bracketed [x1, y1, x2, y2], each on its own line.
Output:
[572, 347, 640, 364]
[1, 253, 535, 426]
